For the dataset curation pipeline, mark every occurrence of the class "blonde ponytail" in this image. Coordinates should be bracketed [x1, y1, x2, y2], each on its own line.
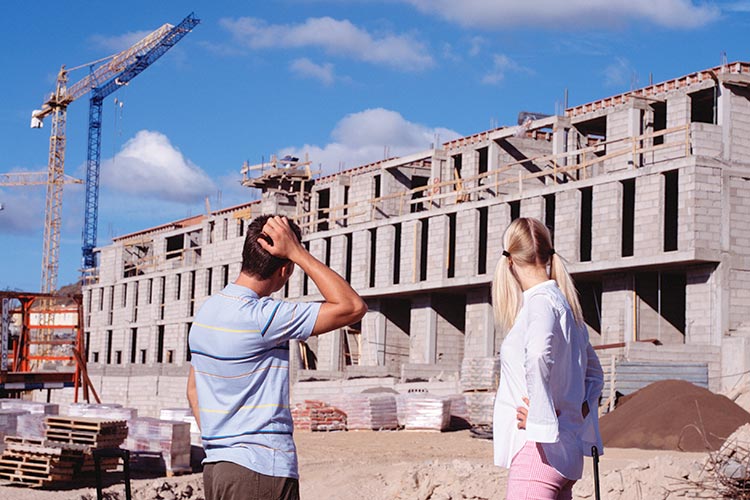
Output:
[550, 252, 584, 325]
[492, 217, 584, 329]
[492, 253, 523, 331]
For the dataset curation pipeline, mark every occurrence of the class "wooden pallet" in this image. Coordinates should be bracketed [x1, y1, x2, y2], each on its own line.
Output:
[45, 416, 128, 433]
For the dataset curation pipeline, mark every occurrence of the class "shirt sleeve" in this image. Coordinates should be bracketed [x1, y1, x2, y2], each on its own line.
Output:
[524, 294, 560, 444]
[257, 298, 322, 344]
[584, 342, 604, 411]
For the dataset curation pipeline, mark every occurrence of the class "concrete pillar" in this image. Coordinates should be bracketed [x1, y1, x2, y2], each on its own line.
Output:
[455, 210, 478, 278]
[465, 287, 495, 357]
[487, 203, 509, 271]
[401, 220, 420, 284]
[599, 273, 632, 346]
[410, 295, 437, 364]
[427, 215, 447, 282]
[633, 174, 661, 258]
[376, 224, 396, 288]
[554, 189, 578, 262]
[350, 230, 369, 291]
[591, 182, 621, 262]
[685, 264, 716, 345]
[361, 300, 385, 365]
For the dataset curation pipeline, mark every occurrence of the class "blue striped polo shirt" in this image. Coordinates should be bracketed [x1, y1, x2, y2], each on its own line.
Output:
[189, 283, 320, 479]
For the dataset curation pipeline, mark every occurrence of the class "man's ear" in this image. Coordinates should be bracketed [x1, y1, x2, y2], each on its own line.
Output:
[279, 261, 295, 279]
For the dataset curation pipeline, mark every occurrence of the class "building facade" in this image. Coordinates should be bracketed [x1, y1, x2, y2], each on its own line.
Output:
[46, 62, 750, 414]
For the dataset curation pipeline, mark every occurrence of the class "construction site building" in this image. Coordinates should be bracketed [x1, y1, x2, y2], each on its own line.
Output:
[40, 62, 750, 415]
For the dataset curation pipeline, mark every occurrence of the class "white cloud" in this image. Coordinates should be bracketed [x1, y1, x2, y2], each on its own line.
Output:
[482, 54, 532, 85]
[90, 30, 153, 53]
[290, 58, 336, 85]
[469, 36, 486, 57]
[278, 108, 461, 175]
[220, 16, 433, 71]
[100, 130, 216, 203]
[603, 57, 637, 88]
[0, 187, 45, 234]
[726, 1, 750, 12]
[401, 0, 720, 29]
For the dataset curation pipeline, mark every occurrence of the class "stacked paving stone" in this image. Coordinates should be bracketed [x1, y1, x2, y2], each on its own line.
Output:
[396, 394, 452, 431]
[334, 394, 399, 430]
[0, 410, 28, 452]
[0, 401, 59, 444]
[125, 417, 191, 475]
[160, 408, 201, 446]
[460, 357, 500, 426]
[291, 401, 347, 431]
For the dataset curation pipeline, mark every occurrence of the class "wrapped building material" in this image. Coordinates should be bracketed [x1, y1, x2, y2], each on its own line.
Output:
[160, 408, 201, 446]
[62, 403, 137, 421]
[396, 394, 451, 431]
[0, 400, 58, 415]
[334, 394, 398, 430]
[125, 417, 191, 474]
[15, 413, 47, 439]
[464, 391, 496, 426]
[0, 410, 28, 452]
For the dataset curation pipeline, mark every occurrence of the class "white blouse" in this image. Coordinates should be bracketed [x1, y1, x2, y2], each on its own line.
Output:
[493, 280, 604, 480]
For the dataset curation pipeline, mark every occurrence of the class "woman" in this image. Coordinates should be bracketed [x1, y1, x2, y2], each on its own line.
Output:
[492, 217, 603, 500]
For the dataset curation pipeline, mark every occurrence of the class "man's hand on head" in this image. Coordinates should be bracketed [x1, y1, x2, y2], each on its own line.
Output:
[257, 216, 304, 261]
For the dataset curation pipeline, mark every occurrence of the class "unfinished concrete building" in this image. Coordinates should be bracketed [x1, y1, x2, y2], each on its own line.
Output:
[50, 62, 750, 414]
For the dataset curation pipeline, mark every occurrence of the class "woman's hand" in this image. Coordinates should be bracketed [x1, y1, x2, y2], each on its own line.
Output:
[516, 397, 530, 429]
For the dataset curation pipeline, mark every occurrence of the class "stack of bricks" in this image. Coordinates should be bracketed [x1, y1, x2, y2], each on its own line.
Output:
[460, 357, 500, 426]
[124, 417, 191, 475]
[160, 408, 201, 446]
[291, 401, 347, 432]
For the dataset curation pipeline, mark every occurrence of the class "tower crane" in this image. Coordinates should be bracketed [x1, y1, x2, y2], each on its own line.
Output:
[30, 12, 199, 293]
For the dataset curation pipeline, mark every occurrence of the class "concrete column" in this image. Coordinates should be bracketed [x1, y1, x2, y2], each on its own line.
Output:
[409, 295, 437, 364]
[350, 230, 369, 291]
[465, 287, 495, 357]
[329, 235, 347, 278]
[520, 197, 544, 220]
[487, 204, 509, 270]
[591, 182, 621, 262]
[600, 273, 632, 346]
[308, 239, 326, 296]
[427, 215, 447, 282]
[633, 174, 661, 258]
[361, 300, 385, 365]
[401, 220, 419, 284]
[554, 189, 578, 262]
[455, 210, 477, 278]
[376, 224, 396, 288]
[685, 264, 716, 345]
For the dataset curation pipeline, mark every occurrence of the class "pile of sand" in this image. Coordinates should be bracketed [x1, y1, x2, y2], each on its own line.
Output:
[600, 380, 750, 451]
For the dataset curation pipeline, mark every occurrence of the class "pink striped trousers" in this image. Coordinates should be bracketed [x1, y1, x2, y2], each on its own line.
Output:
[505, 441, 576, 500]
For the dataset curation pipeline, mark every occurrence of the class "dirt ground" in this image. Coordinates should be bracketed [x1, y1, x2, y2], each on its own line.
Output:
[0, 430, 709, 500]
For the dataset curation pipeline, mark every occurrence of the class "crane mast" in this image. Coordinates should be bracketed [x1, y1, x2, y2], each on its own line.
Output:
[31, 12, 200, 293]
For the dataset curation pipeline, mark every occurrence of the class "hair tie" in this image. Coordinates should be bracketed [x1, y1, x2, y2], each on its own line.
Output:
[550, 248, 556, 256]
[502, 250, 510, 258]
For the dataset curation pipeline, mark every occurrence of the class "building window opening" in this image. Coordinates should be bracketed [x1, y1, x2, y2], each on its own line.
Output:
[106, 330, 113, 364]
[317, 189, 330, 231]
[369, 228, 377, 287]
[324, 237, 331, 267]
[510, 200, 521, 221]
[157, 325, 165, 363]
[544, 194, 556, 243]
[447, 213, 457, 278]
[477, 147, 489, 176]
[166, 234, 184, 261]
[664, 170, 679, 251]
[419, 218, 429, 282]
[140, 349, 147, 364]
[478, 207, 488, 275]
[411, 176, 429, 213]
[622, 179, 635, 257]
[115, 350, 122, 365]
[690, 87, 716, 124]
[393, 223, 402, 285]
[345, 234, 353, 283]
[651, 101, 667, 146]
[580, 187, 593, 262]
[130, 328, 138, 364]
[303, 242, 310, 295]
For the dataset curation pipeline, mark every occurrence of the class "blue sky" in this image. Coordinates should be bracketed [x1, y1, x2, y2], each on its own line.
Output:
[1, 0, 749, 292]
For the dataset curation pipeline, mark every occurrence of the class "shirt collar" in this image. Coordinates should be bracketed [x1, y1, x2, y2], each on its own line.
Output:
[522, 279, 556, 299]
[224, 283, 260, 298]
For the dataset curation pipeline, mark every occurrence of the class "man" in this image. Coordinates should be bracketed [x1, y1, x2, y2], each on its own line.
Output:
[186, 215, 367, 500]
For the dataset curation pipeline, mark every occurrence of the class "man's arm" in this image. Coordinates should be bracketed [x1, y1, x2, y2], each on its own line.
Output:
[258, 216, 367, 335]
[186, 365, 201, 430]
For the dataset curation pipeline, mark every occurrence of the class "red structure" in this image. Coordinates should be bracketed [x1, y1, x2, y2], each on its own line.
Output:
[0, 291, 96, 401]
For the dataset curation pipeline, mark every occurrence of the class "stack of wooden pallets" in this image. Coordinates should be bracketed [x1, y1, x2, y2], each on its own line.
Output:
[0, 416, 128, 487]
[0, 436, 83, 488]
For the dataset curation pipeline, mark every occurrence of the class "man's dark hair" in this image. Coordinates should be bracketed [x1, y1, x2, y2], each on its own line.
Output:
[241, 214, 302, 280]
